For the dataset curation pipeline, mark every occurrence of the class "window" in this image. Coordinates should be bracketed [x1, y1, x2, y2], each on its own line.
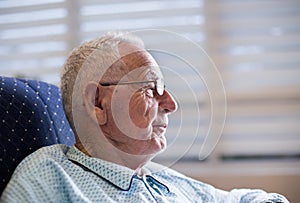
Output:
[1, 0, 299, 175]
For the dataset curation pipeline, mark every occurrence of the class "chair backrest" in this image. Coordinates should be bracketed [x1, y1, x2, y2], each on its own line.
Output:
[0, 76, 75, 195]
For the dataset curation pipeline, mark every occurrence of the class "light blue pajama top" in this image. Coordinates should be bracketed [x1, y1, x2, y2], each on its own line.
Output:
[0, 144, 289, 203]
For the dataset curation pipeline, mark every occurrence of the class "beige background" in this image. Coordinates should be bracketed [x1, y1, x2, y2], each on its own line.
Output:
[195, 174, 299, 203]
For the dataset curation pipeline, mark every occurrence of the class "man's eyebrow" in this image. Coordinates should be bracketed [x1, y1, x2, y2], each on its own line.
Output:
[143, 70, 161, 80]
[141, 82, 155, 88]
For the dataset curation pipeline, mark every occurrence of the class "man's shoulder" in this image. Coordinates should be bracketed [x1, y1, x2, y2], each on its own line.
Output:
[14, 144, 71, 174]
[22, 144, 70, 162]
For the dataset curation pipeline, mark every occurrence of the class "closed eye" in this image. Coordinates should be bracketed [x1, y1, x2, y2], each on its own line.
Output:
[139, 83, 155, 98]
[144, 88, 155, 98]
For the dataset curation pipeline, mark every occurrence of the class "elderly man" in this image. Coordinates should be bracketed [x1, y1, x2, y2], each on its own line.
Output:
[1, 32, 289, 203]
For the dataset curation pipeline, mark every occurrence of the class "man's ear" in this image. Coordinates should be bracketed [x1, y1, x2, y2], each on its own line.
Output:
[83, 81, 107, 125]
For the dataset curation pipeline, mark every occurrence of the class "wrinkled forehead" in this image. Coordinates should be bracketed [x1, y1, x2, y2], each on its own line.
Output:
[124, 65, 163, 82]
[118, 42, 163, 81]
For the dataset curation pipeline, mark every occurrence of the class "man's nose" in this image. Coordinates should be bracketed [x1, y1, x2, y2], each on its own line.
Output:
[157, 90, 178, 113]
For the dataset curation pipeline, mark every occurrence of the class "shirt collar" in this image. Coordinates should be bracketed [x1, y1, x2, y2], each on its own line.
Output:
[66, 145, 136, 191]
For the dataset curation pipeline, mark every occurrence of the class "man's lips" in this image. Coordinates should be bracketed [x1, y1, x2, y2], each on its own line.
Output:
[152, 124, 167, 128]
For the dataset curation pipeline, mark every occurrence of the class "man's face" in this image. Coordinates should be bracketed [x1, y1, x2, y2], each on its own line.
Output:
[102, 44, 177, 156]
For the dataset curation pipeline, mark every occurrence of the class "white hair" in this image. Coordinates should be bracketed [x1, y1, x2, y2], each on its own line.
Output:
[60, 31, 144, 131]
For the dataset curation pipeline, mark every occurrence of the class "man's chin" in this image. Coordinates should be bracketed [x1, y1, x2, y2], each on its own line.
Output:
[153, 133, 167, 152]
[135, 135, 167, 156]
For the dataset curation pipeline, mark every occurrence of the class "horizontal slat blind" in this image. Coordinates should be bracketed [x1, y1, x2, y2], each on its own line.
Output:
[79, 0, 205, 42]
[0, 0, 69, 84]
[205, 0, 300, 160]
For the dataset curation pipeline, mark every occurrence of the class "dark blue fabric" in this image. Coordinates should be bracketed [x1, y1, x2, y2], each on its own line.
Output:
[0, 76, 75, 194]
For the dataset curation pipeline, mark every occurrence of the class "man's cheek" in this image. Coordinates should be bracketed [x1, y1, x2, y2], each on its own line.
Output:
[146, 98, 158, 120]
[129, 96, 148, 128]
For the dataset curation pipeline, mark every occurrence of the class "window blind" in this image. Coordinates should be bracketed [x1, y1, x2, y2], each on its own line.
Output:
[0, 0, 299, 173]
[204, 0, 300, 163]
[0, 0, 69, 83]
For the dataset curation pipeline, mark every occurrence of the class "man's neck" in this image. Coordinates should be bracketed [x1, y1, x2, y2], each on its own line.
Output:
[74, 135, 153, 171]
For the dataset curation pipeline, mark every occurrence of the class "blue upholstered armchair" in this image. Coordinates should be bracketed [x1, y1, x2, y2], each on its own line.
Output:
[0, 76, 75, 195]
